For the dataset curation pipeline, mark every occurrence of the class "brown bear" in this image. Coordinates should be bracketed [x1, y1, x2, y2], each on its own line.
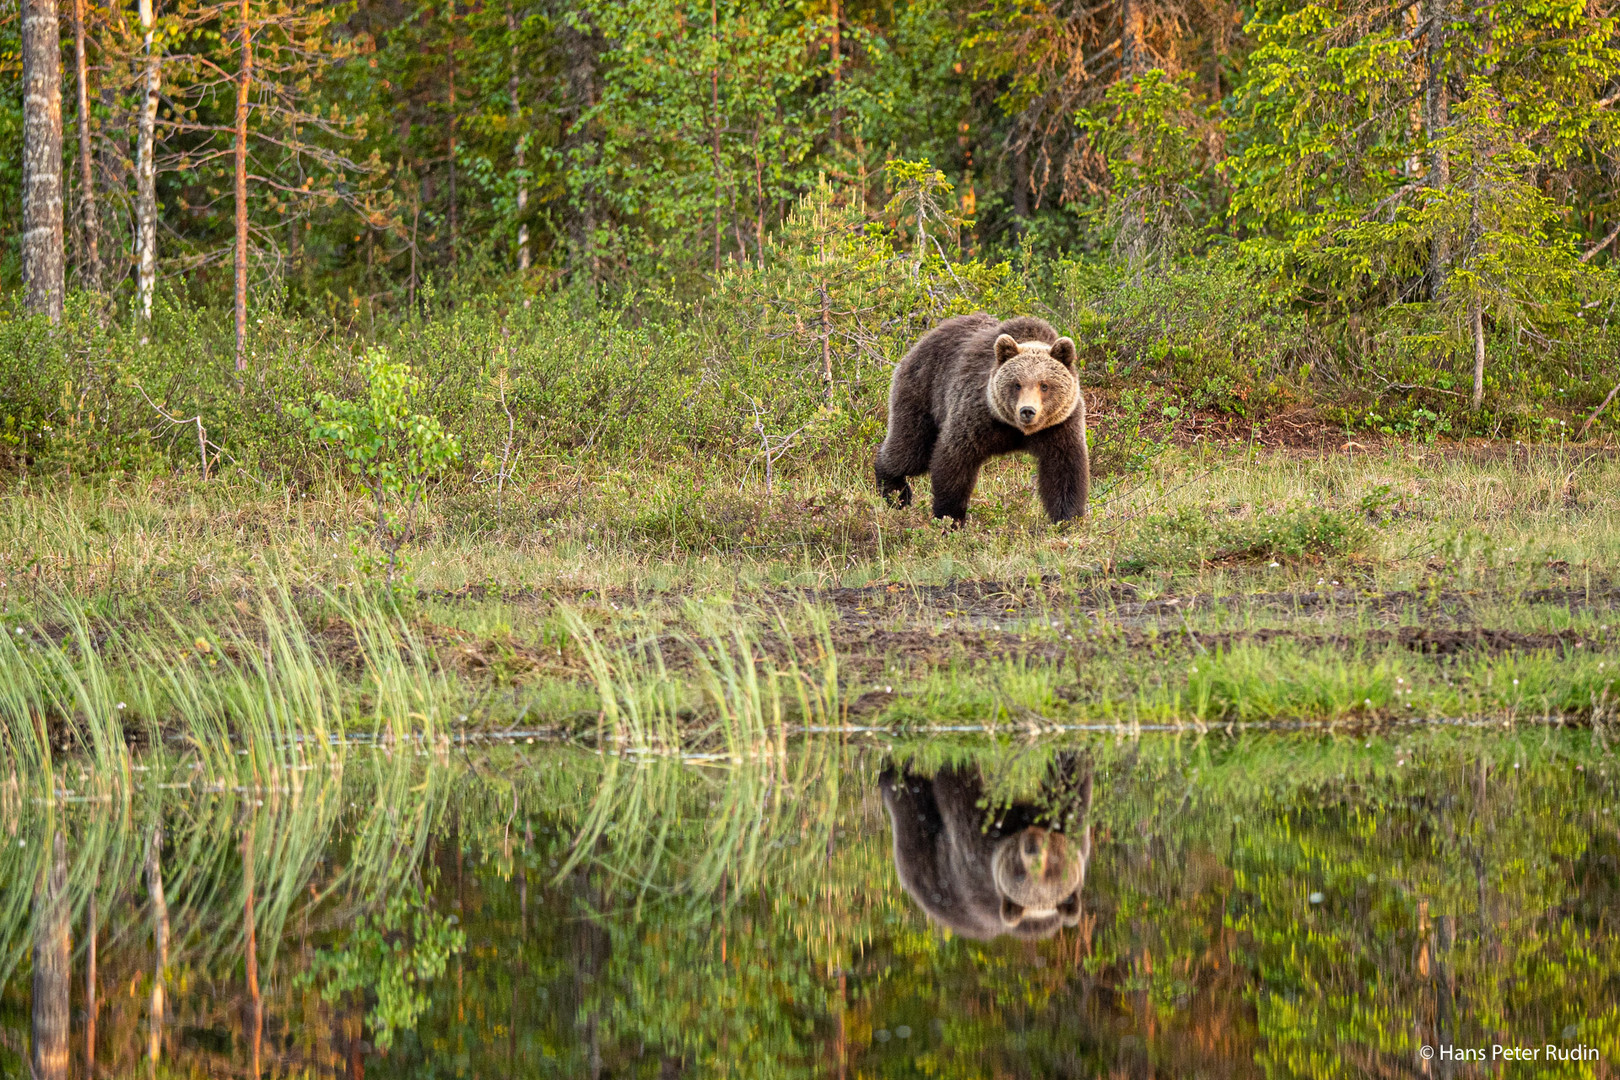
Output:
[875, 313, 1089, 523]
[879, 753, 1093, 941]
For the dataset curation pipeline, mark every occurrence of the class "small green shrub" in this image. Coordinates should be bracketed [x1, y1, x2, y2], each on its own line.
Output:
[295, 348, 461, 582]
[1123, 505, 1363, 571]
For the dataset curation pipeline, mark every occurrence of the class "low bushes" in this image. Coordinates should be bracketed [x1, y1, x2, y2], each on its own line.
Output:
[0, 187, 1615, 497]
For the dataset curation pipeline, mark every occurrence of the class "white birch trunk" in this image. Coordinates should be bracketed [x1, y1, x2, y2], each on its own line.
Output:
[135, 0, 160, 320]
[146, 825, 169, 1076]
[21, 0, 66, 321]
[31, 830, 70, 1080]
[507, 0, 527, 272]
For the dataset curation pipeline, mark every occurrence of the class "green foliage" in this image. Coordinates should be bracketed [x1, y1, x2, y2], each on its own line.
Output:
[1124, 505, 1364, 571]
[562, 0, 832, 284]
[295, 348, 461, 581]
[298, 884, 466, 1051]
[883, 158, 966, 268]
[1050, 255, 1314, 419]
[1077, 70, 1213, 270]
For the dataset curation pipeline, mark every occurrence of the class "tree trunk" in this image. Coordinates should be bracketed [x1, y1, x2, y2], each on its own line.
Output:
[21, 0, 66, 321]
[408, 199, 420, 310]
[85, 880, 98, 1075]
[507, 0, 528, 273]
[753, 130, 765, 265]
[135, 0, 160, 320]
[243, 826, 263, 1078]
[829, 0, 841, 143]
[1121, 0, 1145, 76]
[447, 0, 458, 266]
[561, 15, 597, 278]
[1012, 142, 1029, 219]
[147, 826, 169, 1076]
[86, 879, 99, 1072]
[1424, 0, 1449, 298]
[820, 278, 832, 400]
[32, 830, 70, 1080]
[1471, 297, 1485, 411]
[234, 0, 251, 373]
[710, 0, 721, 273]
[72, 0, 102, 294]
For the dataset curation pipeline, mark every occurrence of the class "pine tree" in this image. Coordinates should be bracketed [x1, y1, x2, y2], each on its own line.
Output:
[1326, 82, 1607, 410]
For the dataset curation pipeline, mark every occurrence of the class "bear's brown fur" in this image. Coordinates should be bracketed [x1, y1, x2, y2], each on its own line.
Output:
[879, 754, 1093, 941]
[875, 313, 1089, 523]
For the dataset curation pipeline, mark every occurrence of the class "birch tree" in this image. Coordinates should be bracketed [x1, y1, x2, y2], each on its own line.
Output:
[30, 830, 70, 1080]
[135, 0, 161, 319]
[21, 0, 66, 320]
[146, 825, 168, 1074]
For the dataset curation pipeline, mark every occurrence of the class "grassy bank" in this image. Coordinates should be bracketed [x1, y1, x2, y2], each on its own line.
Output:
[0, 439, 1616, 768]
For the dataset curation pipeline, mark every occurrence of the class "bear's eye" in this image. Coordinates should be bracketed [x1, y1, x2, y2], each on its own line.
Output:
[1039, 383, 1049, 392]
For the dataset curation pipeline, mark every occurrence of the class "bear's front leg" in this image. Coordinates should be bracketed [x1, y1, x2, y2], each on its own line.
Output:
[1033, 425, 1089, 523]
[876, 466, 914, 508]
[928, 439, 984, 524]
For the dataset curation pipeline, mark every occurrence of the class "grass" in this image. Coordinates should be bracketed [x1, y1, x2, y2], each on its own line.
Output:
[1, 437, 1616, 598]
[0, 437, 1615, 773]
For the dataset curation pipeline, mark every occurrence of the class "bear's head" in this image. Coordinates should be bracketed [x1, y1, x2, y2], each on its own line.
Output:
[990, 824, 1089, 934]
[987, 334, 1081, 435]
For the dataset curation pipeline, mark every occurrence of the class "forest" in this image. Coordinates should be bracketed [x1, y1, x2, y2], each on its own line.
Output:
[2, 0, 1620, 451]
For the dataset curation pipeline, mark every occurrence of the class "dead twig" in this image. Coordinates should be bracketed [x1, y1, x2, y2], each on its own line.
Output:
[1578, 382, 1620, 438]
[132, 381, 263, 483]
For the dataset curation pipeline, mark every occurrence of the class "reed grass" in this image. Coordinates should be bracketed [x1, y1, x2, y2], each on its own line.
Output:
[0, 582, 1614, 794]
[0, 737, 455, 990]
[0, 442, 1612, 785]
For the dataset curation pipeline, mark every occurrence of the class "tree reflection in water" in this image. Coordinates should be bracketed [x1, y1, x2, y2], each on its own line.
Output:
[0, 730, 1617, 1077]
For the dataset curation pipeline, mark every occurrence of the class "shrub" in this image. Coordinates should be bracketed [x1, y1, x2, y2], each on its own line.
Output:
[1123, 505, 1363, 571]
[295, 348, 461, 582]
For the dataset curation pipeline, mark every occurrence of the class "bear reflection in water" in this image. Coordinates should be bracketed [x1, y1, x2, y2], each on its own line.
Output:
[879, 753, 1093, 940]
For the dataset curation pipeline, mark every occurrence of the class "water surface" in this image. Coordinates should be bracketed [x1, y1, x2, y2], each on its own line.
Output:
[3, 727, 1618, 1077]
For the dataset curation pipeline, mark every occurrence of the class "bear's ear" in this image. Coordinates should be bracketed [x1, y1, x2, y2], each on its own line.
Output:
[999, 896, 1026, 927]
[1051, 337, 1078, 369]
[994, 334, 1021, 366]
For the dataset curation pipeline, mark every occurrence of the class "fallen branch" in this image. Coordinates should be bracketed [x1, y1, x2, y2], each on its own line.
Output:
[744, 399, 815, 498]
[1578, 382, 1620, 438]
[135, 383, 213, 479]
[134, 382, 263, 483]
[1582, 220, 1620, 263]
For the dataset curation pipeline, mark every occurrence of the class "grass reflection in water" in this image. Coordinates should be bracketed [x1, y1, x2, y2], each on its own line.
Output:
[2, 729, 1618, 1078]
